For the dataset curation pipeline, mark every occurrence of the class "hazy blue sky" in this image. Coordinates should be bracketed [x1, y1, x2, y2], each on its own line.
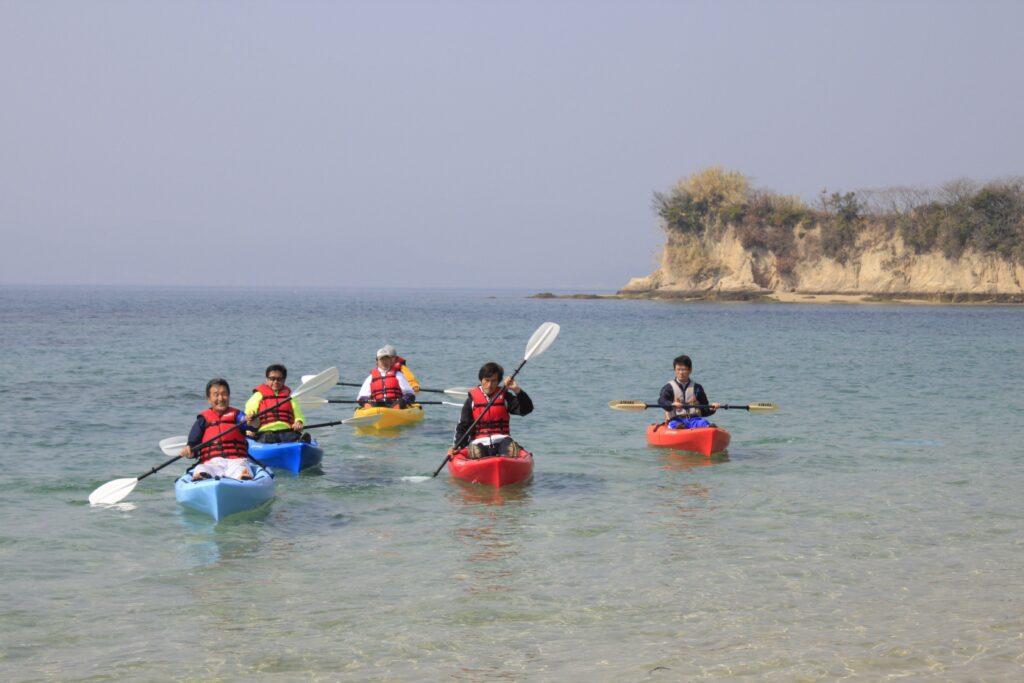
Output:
[2, 1, 1022, 289]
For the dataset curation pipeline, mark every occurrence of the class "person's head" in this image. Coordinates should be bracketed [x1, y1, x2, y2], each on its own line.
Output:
[265, 364, 287, 387]
[376, 344, 397, 370]
[673, 355, 693, 381]
[478, 362, 504, 393]
[205, 378, 231, 412]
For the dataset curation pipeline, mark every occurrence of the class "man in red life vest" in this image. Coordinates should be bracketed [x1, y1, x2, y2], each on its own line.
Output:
[357, 345, 417, 408]
[447, 362, 534, 460]
[179, 378, 253, 481]
[244, 364, 308, 443]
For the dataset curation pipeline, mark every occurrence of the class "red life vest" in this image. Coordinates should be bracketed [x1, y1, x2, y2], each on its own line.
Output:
[253, 383, 294, 426]
[469, 387, 511, 438]
[391, 356, 407, 371]
[370, 368, 403, 401]
[197, 408, 249, 461]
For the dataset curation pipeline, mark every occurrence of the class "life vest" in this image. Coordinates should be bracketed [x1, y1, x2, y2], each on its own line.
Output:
[253, 383, 294, 427]
[197, 408, 249, 461]
[669, 379, 700, 417]
[469, 387, 511, 438]
[391, 356, 407, 371]
[370, 367, 403, 402]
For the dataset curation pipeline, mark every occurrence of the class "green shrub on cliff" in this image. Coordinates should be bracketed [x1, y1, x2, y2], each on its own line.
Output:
[653, 166, 750, 233]
[655, 167, 1024, 266]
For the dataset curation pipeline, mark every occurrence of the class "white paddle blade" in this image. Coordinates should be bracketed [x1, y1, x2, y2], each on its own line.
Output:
[294, 367, 340, 399]
[159, 436, 189, 456]
[524, 322, 560, 361]
[343, 413, 383, 427]
[298, 396, 328, 410]
[89, 478, 139, 506]
[300, 374, 316, 384]
[443, 387, 472, 398]
[608, 400, 649, 412]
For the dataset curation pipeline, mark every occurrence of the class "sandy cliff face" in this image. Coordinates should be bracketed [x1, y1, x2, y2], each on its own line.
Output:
[620, 226, 1024, 300]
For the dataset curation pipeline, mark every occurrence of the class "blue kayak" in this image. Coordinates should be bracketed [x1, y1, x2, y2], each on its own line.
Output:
[246, 438, 324, 474]
[174, 463, 276, 521]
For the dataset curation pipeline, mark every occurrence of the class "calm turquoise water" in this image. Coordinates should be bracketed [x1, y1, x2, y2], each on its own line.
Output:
[2, 286, 1023, 681]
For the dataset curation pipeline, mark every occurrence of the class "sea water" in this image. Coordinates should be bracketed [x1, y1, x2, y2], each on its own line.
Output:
[1, 286, 1022, 681]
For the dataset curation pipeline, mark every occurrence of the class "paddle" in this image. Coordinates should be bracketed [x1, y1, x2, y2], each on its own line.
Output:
[88, 367, 340, 506]
[301, 375, 471, 398]
[298, 398, 462, 408]
[608, 400, 778, 412]
[157, 412, 385, 453]
[431, 322, 560, 478]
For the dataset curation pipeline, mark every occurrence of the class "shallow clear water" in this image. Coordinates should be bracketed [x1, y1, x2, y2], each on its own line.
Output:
[2, 286, 1022, 681]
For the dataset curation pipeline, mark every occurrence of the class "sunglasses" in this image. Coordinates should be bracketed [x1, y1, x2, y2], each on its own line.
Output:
[267, 376, 285, 382]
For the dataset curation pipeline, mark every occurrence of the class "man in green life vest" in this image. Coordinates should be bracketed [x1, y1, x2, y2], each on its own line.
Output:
[244, 364, 309, 443]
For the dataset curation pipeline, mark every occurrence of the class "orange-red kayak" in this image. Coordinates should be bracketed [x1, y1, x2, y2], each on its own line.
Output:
[645, 423, 731, 456]
[447, 448, 534, 487]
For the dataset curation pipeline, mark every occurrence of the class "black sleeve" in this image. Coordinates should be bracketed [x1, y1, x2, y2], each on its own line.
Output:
[505, 389, 533, 416]
[452, 398, 474, 447]
[657, 383, 675, 412]
[186, 415, 206, 448]
[695, 384, 716, 417]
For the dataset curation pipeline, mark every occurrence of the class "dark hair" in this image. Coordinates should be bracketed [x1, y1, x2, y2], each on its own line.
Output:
[673, 355, 693, 370]
[205, 378, 231, 397]
[266, 363, 287, 380]
[478, 362, 504, 381]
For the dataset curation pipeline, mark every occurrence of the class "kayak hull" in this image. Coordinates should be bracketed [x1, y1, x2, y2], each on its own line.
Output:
[645, 424, 731, 456]
[352, 404, 424, 430]
[174, 464, 276, 521]
[448, 448, 534, 487]
[246, 438, 324, 474]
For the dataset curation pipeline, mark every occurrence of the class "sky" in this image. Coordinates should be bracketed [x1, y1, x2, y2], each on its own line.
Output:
[2, 1, 1022, 290]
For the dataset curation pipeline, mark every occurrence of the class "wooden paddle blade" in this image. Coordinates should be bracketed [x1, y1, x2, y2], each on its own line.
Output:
[89, 478, 139, 505]
[159, 436, 188, 457]
[524, 322, 560, 360]
[342, 413, 383, 427]
[745, 402, 779, 413]
[608, 400, 650, 412]
[443, 387, 472, 398]
[294, 367, 340, 399]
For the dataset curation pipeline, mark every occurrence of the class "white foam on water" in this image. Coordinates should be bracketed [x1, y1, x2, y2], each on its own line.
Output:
[400, 475, 431, 483]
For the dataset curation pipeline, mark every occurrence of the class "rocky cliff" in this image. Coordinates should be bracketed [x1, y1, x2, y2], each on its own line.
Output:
[619, 223, 1024, 303]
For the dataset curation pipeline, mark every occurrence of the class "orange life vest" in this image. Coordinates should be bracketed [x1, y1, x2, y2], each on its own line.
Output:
[370, 368, 403, 402]
[469, 387, 510, 438]
[197, 408, 249, 461]
[253, 383, 294, 426]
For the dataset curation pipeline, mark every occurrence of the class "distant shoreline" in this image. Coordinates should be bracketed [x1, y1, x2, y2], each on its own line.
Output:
[531, 291, 1024, 305]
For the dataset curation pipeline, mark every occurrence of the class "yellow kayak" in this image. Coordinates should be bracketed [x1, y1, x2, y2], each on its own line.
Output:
[352, 403, 425, 430]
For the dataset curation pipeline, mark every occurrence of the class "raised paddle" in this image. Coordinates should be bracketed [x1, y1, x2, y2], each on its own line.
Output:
[301, 375, 471, 398]
[88, 367, 340, 506]
[431, 322, 560, 478]
[608, 400, 779, 412]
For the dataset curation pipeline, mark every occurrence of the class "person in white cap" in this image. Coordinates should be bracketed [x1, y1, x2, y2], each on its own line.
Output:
[379, 344, 421, 393]
[356, 345, 417, 408]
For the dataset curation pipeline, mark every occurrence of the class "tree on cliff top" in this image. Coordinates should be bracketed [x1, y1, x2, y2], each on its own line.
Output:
[653, 166, 751, 233]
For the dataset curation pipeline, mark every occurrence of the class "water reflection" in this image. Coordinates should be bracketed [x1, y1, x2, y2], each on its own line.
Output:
[447, 481, 531, 596]
[448, 479, 533, 507]
[176, 504, 276, 567]
[660, 450, 730, 471]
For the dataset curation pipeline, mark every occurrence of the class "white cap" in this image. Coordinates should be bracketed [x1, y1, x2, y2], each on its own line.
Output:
[376, 344, 397, 359]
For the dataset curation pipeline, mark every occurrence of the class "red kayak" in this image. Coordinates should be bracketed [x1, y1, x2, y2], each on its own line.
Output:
[646, 423, 731, 456]
[447, 447, 534, 487]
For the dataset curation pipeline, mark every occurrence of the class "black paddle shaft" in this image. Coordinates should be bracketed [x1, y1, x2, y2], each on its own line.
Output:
[431, 359, 527, 477]
[335, 380, 449, 395]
